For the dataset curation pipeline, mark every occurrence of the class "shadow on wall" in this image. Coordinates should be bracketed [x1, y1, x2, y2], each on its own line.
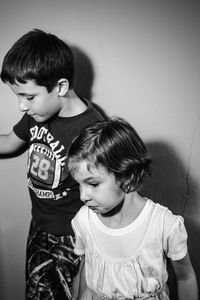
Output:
[71, 45, 109, 120]
[141, 141, 200, 299]
[72, 46, 94, 102]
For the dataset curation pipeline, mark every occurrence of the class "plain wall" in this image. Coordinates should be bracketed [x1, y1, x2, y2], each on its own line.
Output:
[0, 1, 199, 299]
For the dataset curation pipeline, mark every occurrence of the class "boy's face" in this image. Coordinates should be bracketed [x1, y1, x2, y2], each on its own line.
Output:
[8, 80, 61, 122]
[72, 160, 125, 215]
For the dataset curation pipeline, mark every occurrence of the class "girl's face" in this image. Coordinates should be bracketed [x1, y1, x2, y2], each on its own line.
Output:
[72, 160, 125, 214]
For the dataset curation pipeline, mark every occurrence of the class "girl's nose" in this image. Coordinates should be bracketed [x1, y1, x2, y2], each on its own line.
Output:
[19, 98, 29, 112]
[80, 187, 91, 203]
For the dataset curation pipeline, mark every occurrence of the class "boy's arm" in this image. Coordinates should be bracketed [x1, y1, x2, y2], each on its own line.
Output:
[72, 256, 86, 300]
[171, 253, 198, 300]
[0, 130, 26, 154]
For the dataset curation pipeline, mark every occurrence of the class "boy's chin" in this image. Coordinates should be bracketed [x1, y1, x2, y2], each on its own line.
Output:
[29, 115, 48, 122]
[30, 112, 59, 123]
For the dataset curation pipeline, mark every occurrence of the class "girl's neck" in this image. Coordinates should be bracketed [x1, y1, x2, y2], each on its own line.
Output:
[98, 192, 146, 229]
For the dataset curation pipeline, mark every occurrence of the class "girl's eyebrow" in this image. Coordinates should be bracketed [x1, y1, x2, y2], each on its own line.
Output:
[83, 176, 101, 182]
[84, 177, 97, 181]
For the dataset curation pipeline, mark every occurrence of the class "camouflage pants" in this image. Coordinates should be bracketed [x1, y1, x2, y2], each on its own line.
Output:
[26, 219, 80, 300]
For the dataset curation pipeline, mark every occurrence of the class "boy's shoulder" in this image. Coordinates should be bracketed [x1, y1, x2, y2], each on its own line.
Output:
[73, 98, 105, 126]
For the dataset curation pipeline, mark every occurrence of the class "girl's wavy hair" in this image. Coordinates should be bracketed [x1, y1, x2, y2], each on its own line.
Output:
[68, 117, 152, 193]
[0, 29, 74, 92]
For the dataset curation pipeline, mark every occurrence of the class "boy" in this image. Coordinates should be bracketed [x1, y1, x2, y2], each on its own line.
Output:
[0, 29, 104, 299]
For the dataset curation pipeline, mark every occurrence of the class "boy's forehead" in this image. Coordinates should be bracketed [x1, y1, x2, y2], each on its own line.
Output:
[7, 80, 47, 94]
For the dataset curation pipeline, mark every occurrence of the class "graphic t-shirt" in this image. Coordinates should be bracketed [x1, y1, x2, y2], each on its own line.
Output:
[13, 99, 104, 235]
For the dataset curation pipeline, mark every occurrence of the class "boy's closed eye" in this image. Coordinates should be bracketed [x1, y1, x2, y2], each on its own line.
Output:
[26, 96, 35, 100]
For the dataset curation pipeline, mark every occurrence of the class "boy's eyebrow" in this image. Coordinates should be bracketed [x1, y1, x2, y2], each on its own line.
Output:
[17, 92, 35, 96]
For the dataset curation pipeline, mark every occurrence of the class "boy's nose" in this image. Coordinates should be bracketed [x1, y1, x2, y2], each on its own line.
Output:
[19, 98, 29, 112]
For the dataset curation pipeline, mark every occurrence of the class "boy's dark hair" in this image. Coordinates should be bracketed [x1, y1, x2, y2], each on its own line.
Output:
[68, 117, 152, 193]
[1, 29, 74, 92]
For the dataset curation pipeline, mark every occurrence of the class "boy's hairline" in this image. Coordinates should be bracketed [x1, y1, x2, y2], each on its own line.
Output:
[2, 77, 71, 92]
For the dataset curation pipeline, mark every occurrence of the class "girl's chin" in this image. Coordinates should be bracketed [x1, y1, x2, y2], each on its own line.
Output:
[101, 200, 124, 216]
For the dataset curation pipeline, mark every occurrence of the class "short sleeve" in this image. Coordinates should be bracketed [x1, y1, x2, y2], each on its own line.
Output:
[13, 113, 30, 141]
[71, 207, 86, 256]
[164, 213, 188, 261]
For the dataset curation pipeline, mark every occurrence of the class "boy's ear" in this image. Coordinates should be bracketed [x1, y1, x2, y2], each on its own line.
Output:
[57, 79, 69, 96]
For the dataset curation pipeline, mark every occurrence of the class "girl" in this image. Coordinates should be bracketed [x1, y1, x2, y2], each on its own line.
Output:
[67, 117, 198, 300]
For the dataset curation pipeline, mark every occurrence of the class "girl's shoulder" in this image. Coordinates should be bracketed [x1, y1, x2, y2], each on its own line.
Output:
[73, 205, 89, 224]
[148, 199, 182, 223]
[148, 199, 187, 258]
[146, 199, 186, 237]
[72, 205, 93, 234]
[151, 200, 185, 231]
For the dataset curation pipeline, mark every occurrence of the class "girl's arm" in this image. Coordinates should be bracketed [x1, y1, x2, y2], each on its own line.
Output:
[171, 253, 198, 300]
[72, 255, 86, 300]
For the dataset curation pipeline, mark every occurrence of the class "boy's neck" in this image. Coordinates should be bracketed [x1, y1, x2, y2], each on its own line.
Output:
[58, 89, 87, 117]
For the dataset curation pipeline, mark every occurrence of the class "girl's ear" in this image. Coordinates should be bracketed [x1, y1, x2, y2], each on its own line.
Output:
[121, 175, 136, 194]
[57, 78, 69, 96]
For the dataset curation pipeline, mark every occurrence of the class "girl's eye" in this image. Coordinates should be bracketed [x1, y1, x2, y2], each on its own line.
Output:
[89, 183, 99, 187]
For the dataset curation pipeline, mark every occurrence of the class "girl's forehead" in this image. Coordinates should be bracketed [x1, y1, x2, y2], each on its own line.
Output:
[77, 160, 100, 173]
[72, 159, 107, 176]
[71, 159, 118, 184]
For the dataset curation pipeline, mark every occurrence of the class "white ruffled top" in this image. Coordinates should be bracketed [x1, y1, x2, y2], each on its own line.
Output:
[71, 199, 187, 299]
